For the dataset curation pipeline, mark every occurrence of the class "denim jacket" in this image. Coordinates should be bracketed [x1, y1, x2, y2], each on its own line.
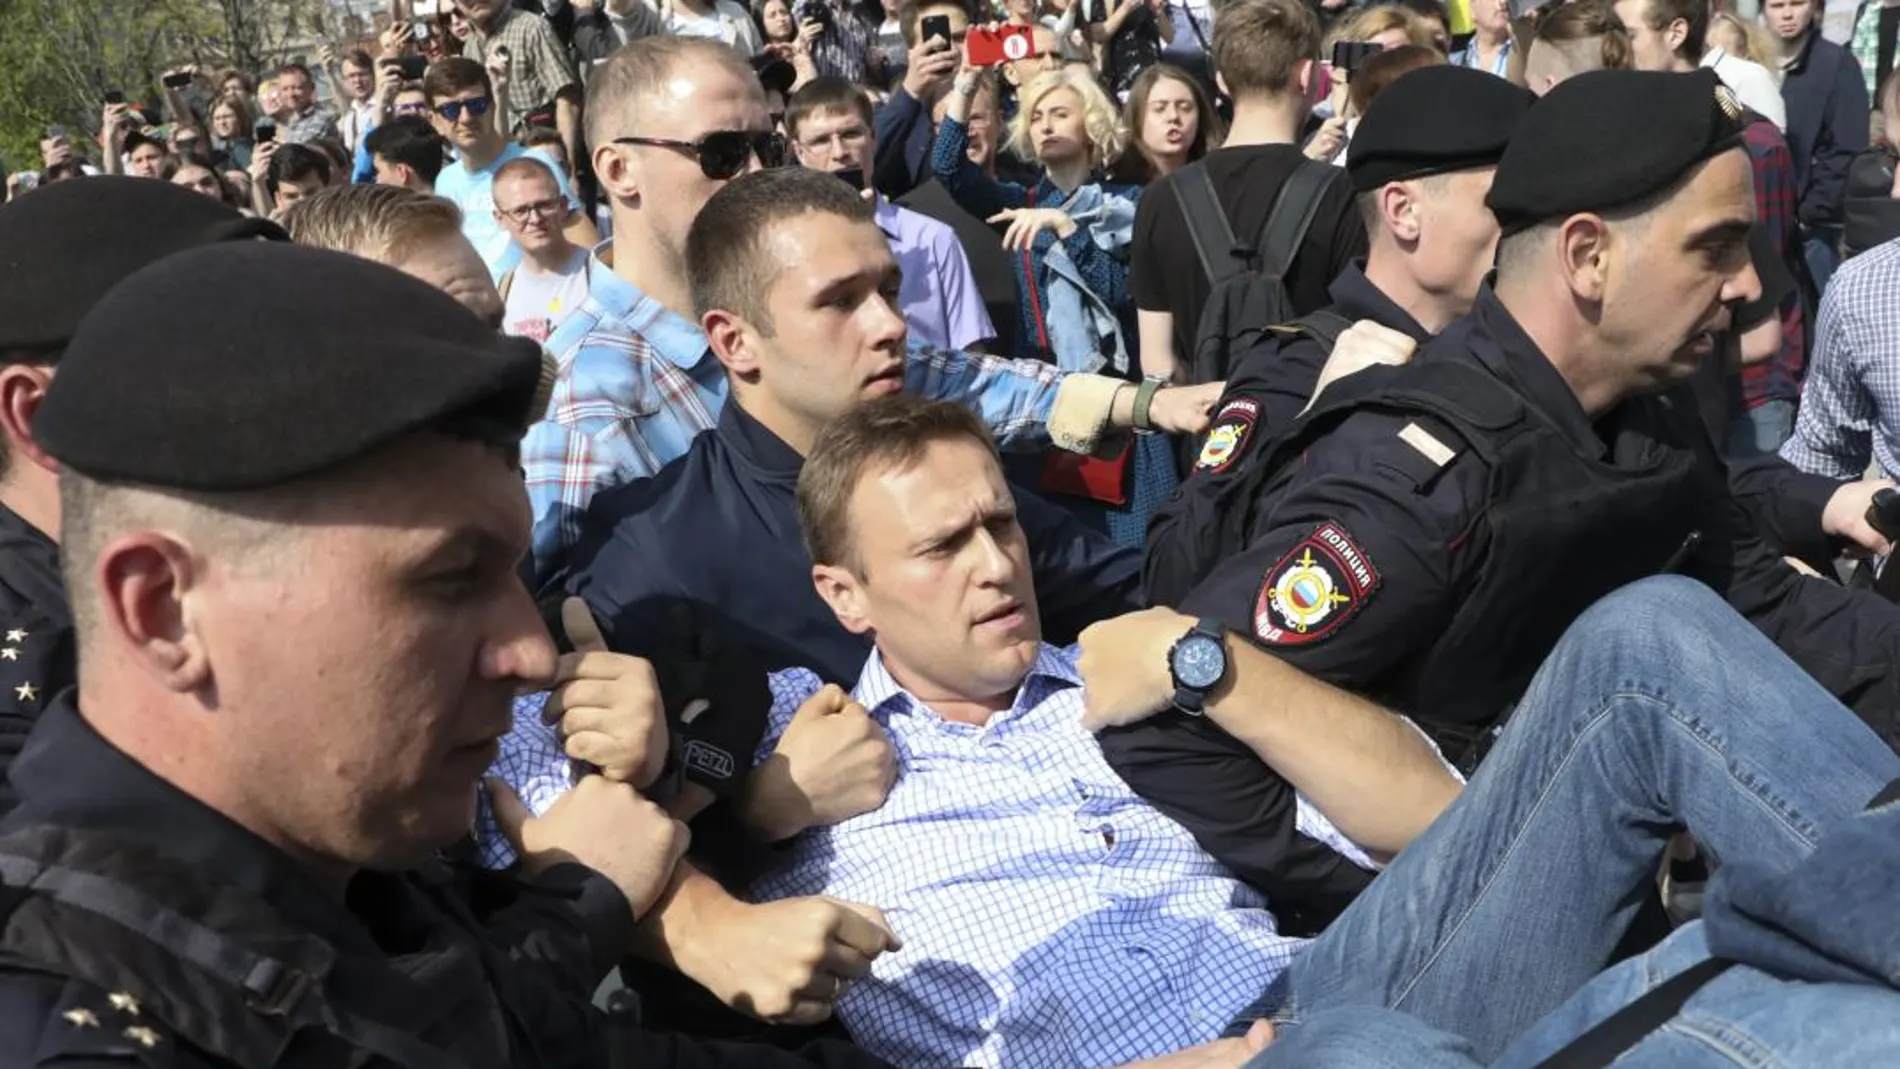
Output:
[1244, 787, 1900, 1069]
[1041, 184, 1139, 377]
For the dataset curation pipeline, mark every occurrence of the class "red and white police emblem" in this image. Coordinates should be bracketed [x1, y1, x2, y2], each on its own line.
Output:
[1254, 521, 1379, 646]
[1195, 397, 1261, 474]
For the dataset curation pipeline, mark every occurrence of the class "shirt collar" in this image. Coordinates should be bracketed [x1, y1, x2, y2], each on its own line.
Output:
[872, 193, 903, 240]
[589, 240, 714, 370]
[1470, 287, 1604, 456]
[4, 695, 380, 951]
[851, 643, 1081, 729]
[718, 399, 806, 480]
[1328, 261, 1432, 343]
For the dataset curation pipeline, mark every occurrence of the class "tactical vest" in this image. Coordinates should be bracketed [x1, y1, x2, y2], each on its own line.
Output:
[1176, 349, 1704, 760]
[0, 823, 540, 1069]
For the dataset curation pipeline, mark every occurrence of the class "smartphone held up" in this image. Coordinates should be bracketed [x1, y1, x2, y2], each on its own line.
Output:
[966, 24, 1036, 67]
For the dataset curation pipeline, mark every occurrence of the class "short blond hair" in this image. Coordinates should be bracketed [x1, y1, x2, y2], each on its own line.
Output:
[584, 36, 761, 153]
[1008, 69, 1127, 170]
[281, 185, 464, 267]
[1329, 5, 1441, 50]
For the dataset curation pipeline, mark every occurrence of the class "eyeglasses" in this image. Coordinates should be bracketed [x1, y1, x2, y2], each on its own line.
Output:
[612, 130, 786, 179]
[498, 197, 566, 222]
[433, 96, 492, 121]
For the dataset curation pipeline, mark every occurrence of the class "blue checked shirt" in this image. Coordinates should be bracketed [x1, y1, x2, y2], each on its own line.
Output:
[525, 241, 1070, 583]
[479, 645, 1371, 1068]
[1781, 238, 1900, 481]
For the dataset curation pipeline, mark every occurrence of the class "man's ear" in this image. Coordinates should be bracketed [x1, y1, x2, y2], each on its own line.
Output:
[1555, 213, 1613, 304]
[0, 366, 57, 475]
[593, 143, 640, 206]
[704, 309, 765, 377]
[1380, 182, 1423, 244]
[812, 563, 872, 635]
[1664, 16, 1689, 53]
[96, 532, 213, 694]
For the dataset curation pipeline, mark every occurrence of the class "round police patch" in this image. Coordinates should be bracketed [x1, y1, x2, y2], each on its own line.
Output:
[1195, 397, 1261, 474]
[1254, 521, 1380, 646]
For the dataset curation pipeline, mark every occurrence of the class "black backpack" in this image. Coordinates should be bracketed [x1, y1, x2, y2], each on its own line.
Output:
[1173, 155, 1345, 388]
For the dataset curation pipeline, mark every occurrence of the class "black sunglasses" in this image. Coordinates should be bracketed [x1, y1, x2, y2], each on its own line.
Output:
[613, 130, 786, 179]
[434, 96, 492, 121]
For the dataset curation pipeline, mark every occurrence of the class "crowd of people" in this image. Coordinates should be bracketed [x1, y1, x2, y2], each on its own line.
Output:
[3, 0, 1900, 1064]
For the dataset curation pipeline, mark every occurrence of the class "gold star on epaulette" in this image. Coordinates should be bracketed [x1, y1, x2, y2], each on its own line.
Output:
[5, 629, 26, 643]
[1714, 84, 1743, 122]
[122, 1025, 162, 1048]
[62, 1007, 99, 1028]
[13, 682, 35, 703]
[107, 991, 140, 1016]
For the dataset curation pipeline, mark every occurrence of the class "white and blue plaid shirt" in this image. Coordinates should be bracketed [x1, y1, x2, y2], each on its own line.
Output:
[1782, 237, 1900, 481]
[480, 645, 1371, 1069]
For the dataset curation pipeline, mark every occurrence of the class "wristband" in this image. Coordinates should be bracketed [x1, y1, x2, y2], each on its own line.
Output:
[1132, 377, 1163, 432]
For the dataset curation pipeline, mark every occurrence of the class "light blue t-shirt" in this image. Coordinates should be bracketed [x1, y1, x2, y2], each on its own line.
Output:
[433, 143, 579, 279]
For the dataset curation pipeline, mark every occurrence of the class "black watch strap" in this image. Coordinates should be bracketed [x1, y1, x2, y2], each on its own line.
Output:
[1169, 618, 1226, 715]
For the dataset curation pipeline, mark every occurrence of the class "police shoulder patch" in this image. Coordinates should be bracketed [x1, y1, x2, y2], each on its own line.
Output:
[1253, 521, 1381, 646]
[1195, 397, 1262, 474]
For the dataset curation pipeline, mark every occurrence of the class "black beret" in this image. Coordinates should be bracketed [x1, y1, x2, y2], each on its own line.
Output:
[1487, 68, 1749, 236]
[0, 176, 287, 356]
[36, 243, 546, 492]
[1348, 66, 1535, 194]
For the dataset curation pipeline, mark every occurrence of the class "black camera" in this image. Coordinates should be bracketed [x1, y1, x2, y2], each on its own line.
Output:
[798, 1, 833, 30]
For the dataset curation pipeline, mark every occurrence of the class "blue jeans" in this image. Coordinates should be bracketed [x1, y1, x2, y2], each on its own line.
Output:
[1804, 227, 1843, 296]
[1726, 398, 1796, 460]
[1229, 576, 1900, 1063]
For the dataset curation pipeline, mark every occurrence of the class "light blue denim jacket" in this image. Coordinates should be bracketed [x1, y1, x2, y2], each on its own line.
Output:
[1041, 184, 1139, 378]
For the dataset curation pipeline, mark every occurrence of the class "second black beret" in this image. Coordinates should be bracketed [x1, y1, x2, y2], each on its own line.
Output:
[0, 176, 287, 355]
[1487, 68, 1749, 236]
[36, 243, 545, 492]
[1348, 66, 1536, 194]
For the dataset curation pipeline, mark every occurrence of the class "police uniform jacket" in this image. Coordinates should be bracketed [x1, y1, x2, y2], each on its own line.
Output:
[0, 694, 633, 1068]
[1116, 286, 1900, 925]
[0, 503, 72, 818]
[559, 399, 1143, 688]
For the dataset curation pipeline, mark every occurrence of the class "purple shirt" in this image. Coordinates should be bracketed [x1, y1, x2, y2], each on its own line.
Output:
[875, 195, 996, 352]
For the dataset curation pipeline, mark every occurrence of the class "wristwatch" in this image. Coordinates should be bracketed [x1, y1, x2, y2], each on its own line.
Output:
[1166, 618, 1228, 716]
[1132, 377, 1164, 432]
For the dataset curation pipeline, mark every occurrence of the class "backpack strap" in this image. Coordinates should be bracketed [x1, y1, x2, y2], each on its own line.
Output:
[1529, 957, 1735, 1069]
[1255, 158, 1343, 283]
[1172, 160, 1246, 287]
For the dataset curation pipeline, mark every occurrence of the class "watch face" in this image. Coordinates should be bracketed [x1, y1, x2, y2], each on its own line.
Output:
[1172, 634, 1225, 690]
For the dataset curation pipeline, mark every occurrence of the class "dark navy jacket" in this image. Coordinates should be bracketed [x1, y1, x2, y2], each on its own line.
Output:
[0, 503, 71, 818]
[558, 400, 1142, 686]
[1781, 29, 1871, 228]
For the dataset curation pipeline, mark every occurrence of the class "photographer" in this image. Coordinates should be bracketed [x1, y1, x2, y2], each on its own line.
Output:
[795, 0, 882, 83]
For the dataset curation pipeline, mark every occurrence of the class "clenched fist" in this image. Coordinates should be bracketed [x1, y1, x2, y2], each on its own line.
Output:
[681, 894, 902, 1026]
[544, 597, 669, 788]
[743, 684, 896, 842]
[490, 774, 689, 919]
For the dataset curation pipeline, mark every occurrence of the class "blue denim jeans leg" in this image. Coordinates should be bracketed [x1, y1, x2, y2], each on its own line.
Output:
[1228, 576, 1900, 1062]
[1726, 398, 1797, 460]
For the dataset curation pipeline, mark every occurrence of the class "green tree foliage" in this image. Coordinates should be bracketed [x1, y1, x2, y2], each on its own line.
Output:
[0, 0, 342, 173]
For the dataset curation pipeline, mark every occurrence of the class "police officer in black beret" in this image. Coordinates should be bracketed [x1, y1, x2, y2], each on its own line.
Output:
[1129, 64, 1535, 924]
[1112, 69, 1900, 924]
[0, 177, 285, 817]
[0, 243, 897, 1069]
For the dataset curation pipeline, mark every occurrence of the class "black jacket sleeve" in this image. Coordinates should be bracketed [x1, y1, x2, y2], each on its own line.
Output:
[1801, 48, 1871, 227]
[1726, 452, 1840, 571]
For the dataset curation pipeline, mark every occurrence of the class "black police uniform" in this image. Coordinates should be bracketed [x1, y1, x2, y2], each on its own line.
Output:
[0, 504, 71, 817]
[0, 243, 907, 1069]
[560, 399, 1142, 688]
[1116, 69, 1900, 927]
[0, 178, 285, 818]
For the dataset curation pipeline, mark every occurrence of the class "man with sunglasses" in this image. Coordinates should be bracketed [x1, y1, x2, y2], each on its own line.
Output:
[529, 35, 1218, 583]
[426, 57, 598, 280]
